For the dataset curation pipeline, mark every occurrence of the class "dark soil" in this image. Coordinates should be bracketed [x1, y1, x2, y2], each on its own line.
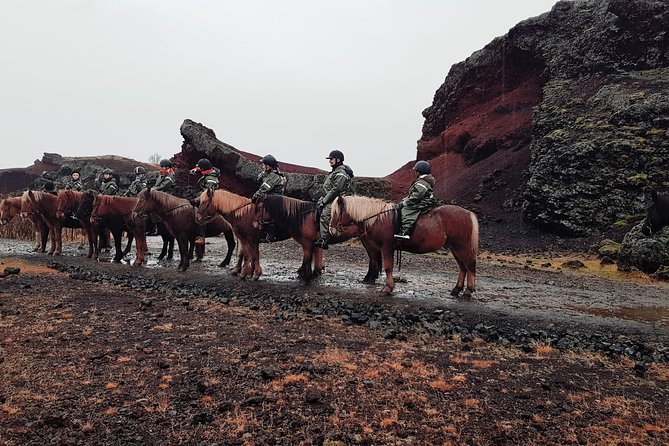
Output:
[1, 238, 668, 445]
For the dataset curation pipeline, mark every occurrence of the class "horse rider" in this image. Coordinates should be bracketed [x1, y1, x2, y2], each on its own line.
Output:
[395, 160, 436, 240]
[153, 159, 176, 193]
[43, 181, 58, 196]
[190, 158, 220, 245]
[252, 154, 287, 243]
[124, 166, 147, 197]
[64, 170, 84, 191]
[314, 149, 354, 250]
[98, 168, 119, 196]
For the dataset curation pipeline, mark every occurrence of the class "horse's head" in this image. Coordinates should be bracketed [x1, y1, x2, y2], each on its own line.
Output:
[133, 187, 154, 219]
[19, 189, 38, 219]
[329, 196, 360, 238]
[195, 188, 215, 224]
[0, 198, 15, 224]
[55, 190, 73, 220]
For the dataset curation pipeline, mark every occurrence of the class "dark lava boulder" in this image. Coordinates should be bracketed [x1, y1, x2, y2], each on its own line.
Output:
[173, 119, 392, 201]
[617, 223, 669, 275]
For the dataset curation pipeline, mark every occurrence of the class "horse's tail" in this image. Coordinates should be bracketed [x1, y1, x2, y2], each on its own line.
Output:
[469, 212, 479, 260]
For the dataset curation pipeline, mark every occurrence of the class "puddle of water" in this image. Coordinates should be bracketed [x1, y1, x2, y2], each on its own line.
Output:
[567, 304, 669, 323]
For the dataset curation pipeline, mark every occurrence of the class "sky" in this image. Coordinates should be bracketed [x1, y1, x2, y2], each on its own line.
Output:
[0, 0, 557, 177]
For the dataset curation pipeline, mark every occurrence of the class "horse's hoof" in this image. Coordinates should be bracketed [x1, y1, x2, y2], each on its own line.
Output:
[252, 275, 260, 281]
[381, 286, 393, 295]
[112, 259, 121, 264]
[219, 261, 230, 268]
[55, 252, 61, 256]
[362, 277, 376, 284]
[450, 286, 463, 297]
[462, 289, 474, 300]
[47, 252, 54, 256]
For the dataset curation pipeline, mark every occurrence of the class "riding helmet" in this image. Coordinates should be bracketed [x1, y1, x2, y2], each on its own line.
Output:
[413, 160, 431, 175]
[260, 154, 278, 168]
[159, 159, 172, 168]
[71, 169, 80, 176]
[326, 150, 344, 162]
[102, 168, 114, 175]
[197, 158, 213, 171]
[134, 166, 147, 175]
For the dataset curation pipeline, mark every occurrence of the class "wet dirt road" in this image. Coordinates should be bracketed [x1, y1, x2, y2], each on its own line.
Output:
[2, 235, 668, 344]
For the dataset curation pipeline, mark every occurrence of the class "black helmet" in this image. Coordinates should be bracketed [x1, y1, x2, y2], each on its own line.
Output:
[134, 166, 147, 175]
[326, 150, 344, 162]
[260, 154, 278, 168]
[71, 169, 81, 176]
[413, 160, 431, 175]
[159, 159, 172, 168]
[102, 168, 114, 175]
[197, 158, 212, 170]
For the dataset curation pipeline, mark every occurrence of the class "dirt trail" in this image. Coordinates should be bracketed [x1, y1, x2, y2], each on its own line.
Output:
[2, 236, 668, 343]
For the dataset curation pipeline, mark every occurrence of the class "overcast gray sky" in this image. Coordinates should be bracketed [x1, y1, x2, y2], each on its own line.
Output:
[0, 0, 556, 177]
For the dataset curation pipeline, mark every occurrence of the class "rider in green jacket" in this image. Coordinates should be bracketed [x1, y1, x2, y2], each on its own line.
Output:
[395, 160, 436, 240]
[252, 154, 287, 242]
[98, 168, 118, 196]
[154, 159, 176, 193]
[190, 158, 220, 245]
[314, 150, 353, 250]
[124, 166, 147, 197]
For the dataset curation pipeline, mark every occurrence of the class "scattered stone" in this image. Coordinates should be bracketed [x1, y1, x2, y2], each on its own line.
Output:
[305, 389, 323, 404]
[561, 260, 586, 269]
[600, 256, 616, 265]
[191, 412, 213, 425]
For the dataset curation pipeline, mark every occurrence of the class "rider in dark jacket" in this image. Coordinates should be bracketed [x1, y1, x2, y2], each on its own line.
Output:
[395, 160, 436, 239]
[314, 150, 353, 249]
[98, 169, 118, 196]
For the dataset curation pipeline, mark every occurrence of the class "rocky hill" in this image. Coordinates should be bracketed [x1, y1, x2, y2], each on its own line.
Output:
[405, 0, 668, 236]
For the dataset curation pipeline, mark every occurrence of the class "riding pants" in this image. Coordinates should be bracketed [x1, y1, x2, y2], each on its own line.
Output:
[319, 202, 333, 241]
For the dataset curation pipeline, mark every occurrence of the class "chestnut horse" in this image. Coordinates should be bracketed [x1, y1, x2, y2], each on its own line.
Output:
[257, 194, 382, 282]
[55, 190, 97, 258]
[133, 188, 236, 272]
[330, 196, 479, 297]
[196, 188, 260, 279]
[1, 196, 49, 252]
[20, 190, 82, 255]
[90, 195, 141, 264]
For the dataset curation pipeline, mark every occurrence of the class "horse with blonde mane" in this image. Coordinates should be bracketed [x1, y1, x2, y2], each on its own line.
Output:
[1, 195, 49, 252]
[133, 188, 235, 272]
[330, 195, 479, 297]
[196, 188, 260, 279]
[257, 194, 382, 282]
[20, 190, 82, 255]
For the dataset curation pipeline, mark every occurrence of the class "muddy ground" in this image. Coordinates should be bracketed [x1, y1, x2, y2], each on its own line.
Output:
[1, 236, 668, 445]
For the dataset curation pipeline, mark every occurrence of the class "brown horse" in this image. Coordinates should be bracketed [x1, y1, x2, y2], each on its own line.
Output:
[257, 194, 382, 282]
[55, 190, 97, 258]
[20, 190, 81, 255]
[330, 196, 479, 297]
[1, 196, 49, 252]
[133, 188, 236, 272]
[196, 188, 260, 279]
[90, 195, 140, 264]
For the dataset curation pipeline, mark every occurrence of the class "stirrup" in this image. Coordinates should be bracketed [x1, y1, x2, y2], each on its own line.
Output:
[394, 233, 410, 240]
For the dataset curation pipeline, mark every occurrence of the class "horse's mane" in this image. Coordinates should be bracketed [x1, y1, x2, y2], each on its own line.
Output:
[146, 189, 191, 215]
[334, 195, 394, 230]
[210, 189, 253, 218]
[23, 190, 56, 212]
[263, 195, 315, 228]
